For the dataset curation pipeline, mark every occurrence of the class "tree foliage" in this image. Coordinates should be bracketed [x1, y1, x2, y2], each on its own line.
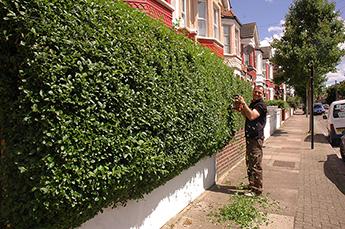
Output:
[272, 0, 345, 100]
[325, 81, 345, 104]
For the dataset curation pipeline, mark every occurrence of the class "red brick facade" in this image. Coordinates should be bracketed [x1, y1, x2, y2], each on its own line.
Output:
[197, 38, 224, 58]
[216, 129, 246, 179]
[126, 0, 173, 27]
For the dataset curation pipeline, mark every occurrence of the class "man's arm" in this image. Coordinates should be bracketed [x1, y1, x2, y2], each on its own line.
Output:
[240, 102, 260, 121]
[237, 96, 260, 121]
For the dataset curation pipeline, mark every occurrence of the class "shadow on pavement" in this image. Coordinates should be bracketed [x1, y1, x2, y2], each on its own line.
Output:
[304, 134, 330, 144]
[324, 154, 345, 195]
[271, 129, 288, 136]
[209, 184, 248, 195]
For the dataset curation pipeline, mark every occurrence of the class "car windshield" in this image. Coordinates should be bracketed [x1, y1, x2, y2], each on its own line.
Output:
[333, 103, 345, 118]
[314, 104, 323, 109]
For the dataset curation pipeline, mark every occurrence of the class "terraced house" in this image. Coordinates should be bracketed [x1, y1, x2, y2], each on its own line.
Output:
[172, 0, 231, 57]
[222, 6, 242, 77]
[125, 0, 285, 99]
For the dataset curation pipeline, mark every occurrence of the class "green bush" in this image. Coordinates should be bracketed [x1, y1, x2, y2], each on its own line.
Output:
[0, 0, 251, 228]
[266, 99, 290, 109]
[286, 96, 301, 109]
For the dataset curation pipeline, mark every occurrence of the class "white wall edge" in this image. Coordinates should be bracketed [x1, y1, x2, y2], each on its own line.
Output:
[79, 155, 216, 229]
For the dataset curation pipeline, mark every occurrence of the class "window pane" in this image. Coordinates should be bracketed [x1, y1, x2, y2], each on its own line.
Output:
[245, 54, 249, 65]
[235, 29, 239, 54]
[182, 0, 186, 12]
[213, 8, 219, 39]
[181, 0, 186, 26]
[224, 44, 230, 53]
[198, 0, 207, 36]
[198, 1, 206, 18]
[223, 26, 230, 35]
[214, 9, 218, 24]
[223, 26, 230, 53]
[198, 20, 206, 36]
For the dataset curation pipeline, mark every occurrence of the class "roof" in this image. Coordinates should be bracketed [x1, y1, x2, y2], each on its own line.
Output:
[222, 9, 241, 25]
[261, 46, 271, 59]
[240, 22, 256, 38]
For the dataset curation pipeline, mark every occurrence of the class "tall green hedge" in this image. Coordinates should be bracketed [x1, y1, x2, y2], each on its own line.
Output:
[0, 0, 251, 228]
[266, 99, 290, 109]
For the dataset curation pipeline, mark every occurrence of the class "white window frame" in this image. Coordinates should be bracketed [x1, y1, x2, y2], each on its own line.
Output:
[262, 61, 267, 77]
[180, 0, 187, 27]
[213, 6, 219, 39]
[244, 53, 250, 66]
[223, 25, 230, 54]
[198, 0, 207, 37]
[235, 29, 240, 55]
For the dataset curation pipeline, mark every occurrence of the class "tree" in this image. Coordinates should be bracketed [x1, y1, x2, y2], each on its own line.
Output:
[326, 81, 345, 104]
[272, 0, 345, 102]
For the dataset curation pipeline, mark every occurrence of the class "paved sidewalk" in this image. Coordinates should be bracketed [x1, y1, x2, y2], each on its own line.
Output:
[162, 111, 345, 228]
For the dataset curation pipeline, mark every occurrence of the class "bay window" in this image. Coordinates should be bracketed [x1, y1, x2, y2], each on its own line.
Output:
[235, 29, 240, 55]
[213, 7, 219, 39]
[198, 0, 207, 36]
[180, 0, 186, 27]
[223, 25, 230, 54]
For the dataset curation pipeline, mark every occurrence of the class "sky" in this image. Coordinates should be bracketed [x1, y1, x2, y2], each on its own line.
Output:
[231, 0, 345, 86]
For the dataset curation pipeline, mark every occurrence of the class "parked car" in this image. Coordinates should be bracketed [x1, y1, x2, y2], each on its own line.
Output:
[313, 103, 325, 115]
[323, 104, 329, 110]
[339, 134, 345, 162]
[326, 99, 345, 146]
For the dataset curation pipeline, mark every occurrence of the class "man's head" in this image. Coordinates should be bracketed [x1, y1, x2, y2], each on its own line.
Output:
[253, 85, 264, 101]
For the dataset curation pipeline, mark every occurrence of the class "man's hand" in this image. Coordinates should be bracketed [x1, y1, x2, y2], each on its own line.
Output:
[233, 96, 244, 111]
[237, 95, 245, 106]
[235, 96, 260, 120]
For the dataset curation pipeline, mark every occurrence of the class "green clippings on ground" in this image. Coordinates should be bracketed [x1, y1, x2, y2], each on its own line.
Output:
[211, 193, 279, 229]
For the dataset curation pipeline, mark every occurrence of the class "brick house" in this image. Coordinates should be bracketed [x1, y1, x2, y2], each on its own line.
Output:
[171, 0, 231, 58]
[240, 22, 260, 84]
[222, 7, 242, 77]
[261, 46, 275, 100]
[125, 0, 175, 27]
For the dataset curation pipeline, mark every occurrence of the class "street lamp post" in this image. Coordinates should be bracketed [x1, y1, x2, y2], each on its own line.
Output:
[310, 64, 314, 149]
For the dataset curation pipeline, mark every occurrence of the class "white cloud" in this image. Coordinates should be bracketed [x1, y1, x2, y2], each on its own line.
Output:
[265, 0, 273, 2]
[268, 26, 284, 34]
[326, 17, 345, 86]
[326, 55, 345, 86]
[260, 38, 271, 47]
[260, 20, 285, 46]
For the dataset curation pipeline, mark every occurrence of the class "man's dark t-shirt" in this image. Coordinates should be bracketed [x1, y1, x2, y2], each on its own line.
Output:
[245, 99, 267, 139]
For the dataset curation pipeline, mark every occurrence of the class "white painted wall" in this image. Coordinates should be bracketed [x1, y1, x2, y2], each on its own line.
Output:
[276, 109, 282, 129]
[269, 88, 274, 100]
[256, 51, 262, 74]
[264, 107, 290, 140]
[79, 156, 216, 229]
[264, 115, 271, 140]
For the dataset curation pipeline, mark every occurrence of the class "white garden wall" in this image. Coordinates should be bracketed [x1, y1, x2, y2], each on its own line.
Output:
[79, 156, 216, 229]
